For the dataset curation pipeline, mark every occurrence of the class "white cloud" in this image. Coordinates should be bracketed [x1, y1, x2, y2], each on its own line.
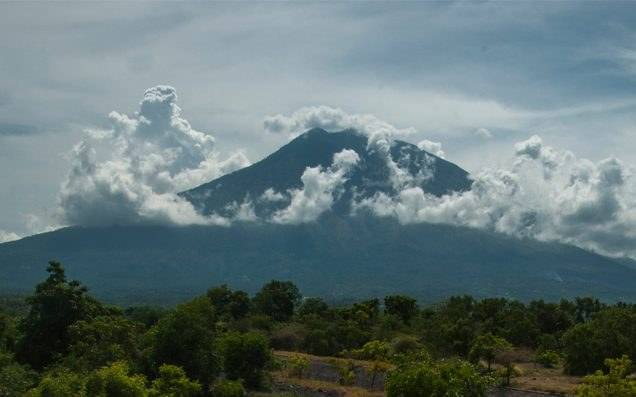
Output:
[0, 230, 20, 243]
[475, 127, 493, 139]
[57, 86, 249, 227]
[417, 139, 445, 158]
[272, 149, 359, 224]
[264, 105, 416, 139]
[357, 135, 636, 258]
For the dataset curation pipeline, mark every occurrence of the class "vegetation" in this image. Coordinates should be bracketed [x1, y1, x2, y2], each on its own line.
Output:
[1, 261, 636, 396]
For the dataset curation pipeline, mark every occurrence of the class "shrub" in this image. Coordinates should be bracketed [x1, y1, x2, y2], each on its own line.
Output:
[287, 355, 310, 378]
[218, 332, 272, 389]
[536, 351, 561, 368]
[211, 380, 246, 397]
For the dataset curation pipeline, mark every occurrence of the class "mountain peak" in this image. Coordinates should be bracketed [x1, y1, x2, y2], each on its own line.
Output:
[181, 129, 472, 219]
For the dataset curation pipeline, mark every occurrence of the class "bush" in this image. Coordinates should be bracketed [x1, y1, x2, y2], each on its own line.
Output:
[391, 335, 422, 355]
[576, 355, 636, 396]
[149, 364, 202, 397]
[386, 359, 492, 397]
[287, 355, 310, 378]
[212, 380, 246, 397]
[536, 351, 561, 368]
[25, 368, 86, 397]
[218, 332, 272, 389]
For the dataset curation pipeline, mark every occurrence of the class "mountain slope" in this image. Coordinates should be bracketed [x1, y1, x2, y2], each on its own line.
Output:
[2, 128, 636, 305]
[1, 216, 635, 305]
[181, 128, 472, 217]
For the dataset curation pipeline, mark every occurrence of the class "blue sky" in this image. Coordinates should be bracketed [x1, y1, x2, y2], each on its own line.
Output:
[2, 2, 636, 236]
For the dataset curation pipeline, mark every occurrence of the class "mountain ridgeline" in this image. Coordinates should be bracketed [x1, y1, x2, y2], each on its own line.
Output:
[180, 128, 472, 217]
[2, 128, 636, 305]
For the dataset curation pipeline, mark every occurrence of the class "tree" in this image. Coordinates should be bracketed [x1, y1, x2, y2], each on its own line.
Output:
[85, 361, 148, 397]
[468, 333, 512, 371]
[17, 261, 107, 369]
[66, 315, 141, 370]
[562, 308, 636, 375]
[148, 296, 219, 387]
[384, 295, 417, 325]
[149, 364, 202, 397]
[25, 368, 86, 397]
[207, 285, 250, 320]
[298, 297, 330, 319]
[218, 331, 271, 389]
[253, 280, 301, 322]
[576, 356, 636, 397]
[211, 380, 246, 397]
[386, 359, 491, 397]
[0, 352, 37, 397]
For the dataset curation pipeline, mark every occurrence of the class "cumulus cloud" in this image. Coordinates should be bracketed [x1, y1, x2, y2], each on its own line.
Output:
[272, 149, 360, 224]
[58, 86, 250, 226]
[0, 230, 20, 243]
[356, 135, 636, 258]
[264, 105, 416, 139]
[417, 139, 445, 158]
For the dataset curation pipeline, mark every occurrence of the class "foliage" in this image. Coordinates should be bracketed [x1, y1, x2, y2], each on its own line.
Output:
[576, 356, 636, 397]
[148, 364, 202, 397]
[207, 285, 250, 320]
[287, 355, 310, 379]
[253, 281, 301, 322]
[66, 315, 141, 371]
[562, 308, 636, 375]
[16, 261, 107, 369]
[329, 359, 356, 386]
[0, 352, 37, 397]
[344, 340, 390, 361]
[218, 331, 272, 389]
[211, 379, 246, 397]
[25, 368, 87, 397]
[468, 333, 512, 371]
[147, 296, 219, 386]
[385, 358, 492, 397]
[384, 295, 418, 325]
[85, 361, 148, 397]
[536, 350, 561, 368]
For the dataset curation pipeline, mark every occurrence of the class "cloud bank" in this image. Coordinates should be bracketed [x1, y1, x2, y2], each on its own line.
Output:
[264, 105, 416, 140]
[52, 90, 636, 259]
[356, 135, 636, 258]
[58, 86, 250, 226]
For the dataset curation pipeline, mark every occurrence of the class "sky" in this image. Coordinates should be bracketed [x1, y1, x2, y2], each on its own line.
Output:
[2, 2, 636, 239]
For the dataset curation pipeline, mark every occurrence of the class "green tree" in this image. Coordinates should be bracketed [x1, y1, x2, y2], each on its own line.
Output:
[25, 368, 87, 397]
[576, 356, 636, 396]
[207, 285, 250, 320]
[149, 364, 202, 397]
[468, 333, 512, 371]
[562, 308, 636, 375]
[17, 261, 107, 369]
[298, 297, 330, 319]
[211, 380, 246, 397]
[0, 352, 37, 397]
[147, 296, 219, 387]
[218, 331, 271, 389]
[384, 295, 417, 325]
[386, 359, 491, 397]
[66, 315, 141, 370]
[253, 280, 301, 322]
[85, 361, 148, 397]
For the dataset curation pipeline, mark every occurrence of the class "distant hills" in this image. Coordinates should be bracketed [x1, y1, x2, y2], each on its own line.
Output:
[2, 129, 636, 305]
